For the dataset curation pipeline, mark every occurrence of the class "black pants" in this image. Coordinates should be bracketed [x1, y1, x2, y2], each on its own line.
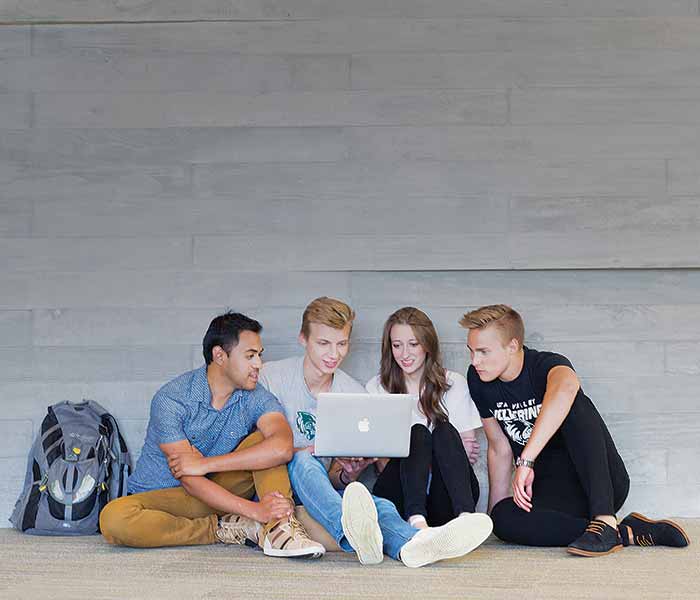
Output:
[491, 397, 630, 547]
[373, 422, 480, 527]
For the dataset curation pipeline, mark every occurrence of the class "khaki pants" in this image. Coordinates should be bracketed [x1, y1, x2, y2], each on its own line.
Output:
[100, 432, 291, 548]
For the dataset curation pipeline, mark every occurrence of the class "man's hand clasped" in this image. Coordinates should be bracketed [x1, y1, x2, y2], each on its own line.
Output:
[168, 445, 207, 478]
[253, 492, 294, 523]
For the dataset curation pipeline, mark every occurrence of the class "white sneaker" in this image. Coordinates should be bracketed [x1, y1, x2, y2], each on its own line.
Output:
[341, 482, 384, 565]
[400, 512, 493, 568]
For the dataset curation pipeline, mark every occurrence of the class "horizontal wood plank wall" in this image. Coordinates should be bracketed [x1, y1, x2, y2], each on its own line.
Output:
[1, 2, 699, 519]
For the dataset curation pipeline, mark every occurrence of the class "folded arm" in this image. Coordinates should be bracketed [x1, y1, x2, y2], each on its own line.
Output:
[168, 412, 294, 477]
[159, 440, 291, 523]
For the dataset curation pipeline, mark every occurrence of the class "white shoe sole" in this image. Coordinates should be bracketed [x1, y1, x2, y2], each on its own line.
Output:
[262, 543, 326, 559]
[341, 482, 384, 565]
[400, 513, 493, 568]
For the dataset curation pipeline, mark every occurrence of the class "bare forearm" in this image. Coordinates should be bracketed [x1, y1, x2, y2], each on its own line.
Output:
[180, 476, 257, 519]
[521, 388, 576, 462]
[487, 448, 513, 512]
[203, 434, 292, 473]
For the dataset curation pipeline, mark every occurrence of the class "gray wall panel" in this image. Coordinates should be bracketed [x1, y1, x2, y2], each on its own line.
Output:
[510, 197, 700, 232]
[351, 49, 700, 90]
[0, 274, 30, 308]
[2, 271, 350, 309]
[195, 233, 510, 271]
[0, 382, 160, 420]
[1, 9, 699, 519]
[0, 127, 349, 168]
[345, 124, 700, 162]
[580, 376, 700, 412]
[668, 451, 700, 483]
[350, 305, 700, 343]
[1, 55, 349, 93]
[0, 311, 32, 347]
[351, 271, 700, 307]
[666, 343, 700, 374]
[34, 19, 700, 56]
[0, 198, 32, 237]
[3, 1, 697, 21]
[0, 26, 30, 57]
[511, 88, 700, 124]
[508, 231, 700, 269]
[0, 420, 34, 458]
[0, 458, 25, 525]
[193, 160, 665, 199]
[33, 90, 503, 129]
[15, 165, 190, 206]
[0, 347, 192, 382]
[0, 238, 192, 271]
[669, 160, 700, 193]
[605, 412, 700, 450]
[0, 93, 30, 129]
[621, 484, 700, 516]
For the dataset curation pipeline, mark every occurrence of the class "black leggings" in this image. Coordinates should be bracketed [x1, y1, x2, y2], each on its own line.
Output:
[373, 422, 480, 527]
[491, 397, 630, 547]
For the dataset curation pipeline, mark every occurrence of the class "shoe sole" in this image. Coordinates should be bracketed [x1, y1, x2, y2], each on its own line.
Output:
[263, 546, 325, 559]
[626, 512, 690, 546]
[341, 482, 383, 565]
[401, 513, 493, 568]
[567, 544, 623, 557]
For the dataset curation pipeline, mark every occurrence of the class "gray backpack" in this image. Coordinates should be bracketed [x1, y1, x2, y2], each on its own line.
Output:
[10, 400, 131, 535]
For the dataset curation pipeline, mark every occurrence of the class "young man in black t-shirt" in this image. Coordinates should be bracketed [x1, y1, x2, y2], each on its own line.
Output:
[460, 304, 689, 557]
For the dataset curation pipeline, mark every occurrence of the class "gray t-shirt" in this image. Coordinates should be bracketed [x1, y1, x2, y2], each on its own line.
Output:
[259, 355, 365, 449]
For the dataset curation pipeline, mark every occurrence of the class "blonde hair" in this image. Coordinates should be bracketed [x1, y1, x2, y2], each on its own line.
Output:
[300, 297, 355, 338]
[459, 304, 525, 348]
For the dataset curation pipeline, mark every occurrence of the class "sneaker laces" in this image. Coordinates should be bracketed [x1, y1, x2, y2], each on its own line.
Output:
[287, 515, 311, 540]
[217, 516, 255, 545]
[584, 521, 607, 536]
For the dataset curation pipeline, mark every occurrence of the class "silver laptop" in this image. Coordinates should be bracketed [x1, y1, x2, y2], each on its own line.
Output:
[314, 392, 415, 458]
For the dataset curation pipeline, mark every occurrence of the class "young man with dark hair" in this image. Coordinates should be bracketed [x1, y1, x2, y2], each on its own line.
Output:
[460, 304, 689, 556]
[258, 297, 493, 567]
[100, 311, 324, 558]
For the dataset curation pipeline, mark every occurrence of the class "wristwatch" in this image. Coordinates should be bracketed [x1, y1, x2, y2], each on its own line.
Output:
[515, 456, 535, 469]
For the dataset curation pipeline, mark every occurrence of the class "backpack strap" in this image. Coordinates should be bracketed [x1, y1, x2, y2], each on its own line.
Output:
[40, 406, 64, 467]
[87, 403, 130, 501]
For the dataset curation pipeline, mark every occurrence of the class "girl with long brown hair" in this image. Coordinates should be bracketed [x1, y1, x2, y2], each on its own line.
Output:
[366, 307, 482, 529]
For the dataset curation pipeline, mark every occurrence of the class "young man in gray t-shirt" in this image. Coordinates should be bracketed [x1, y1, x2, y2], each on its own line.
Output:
[259, 296, 493, 567]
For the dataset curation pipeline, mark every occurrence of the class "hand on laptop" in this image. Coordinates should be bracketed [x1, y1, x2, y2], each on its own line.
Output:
[335, 457, 377, 481]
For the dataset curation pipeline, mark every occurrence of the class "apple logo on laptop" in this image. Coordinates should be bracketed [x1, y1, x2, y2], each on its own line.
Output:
[358, 418, 370, 433]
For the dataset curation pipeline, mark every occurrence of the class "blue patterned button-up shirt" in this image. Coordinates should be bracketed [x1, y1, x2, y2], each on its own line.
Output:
[128, 366, 284, 494]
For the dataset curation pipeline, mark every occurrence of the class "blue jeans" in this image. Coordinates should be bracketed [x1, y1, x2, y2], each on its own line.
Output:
[288, 450, 418, 560]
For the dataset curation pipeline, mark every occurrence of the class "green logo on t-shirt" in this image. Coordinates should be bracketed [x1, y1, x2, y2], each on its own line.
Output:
[296, 411, 316, 441]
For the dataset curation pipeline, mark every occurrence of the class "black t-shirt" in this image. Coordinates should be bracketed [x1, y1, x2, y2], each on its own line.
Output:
[467, 346, 588, 457]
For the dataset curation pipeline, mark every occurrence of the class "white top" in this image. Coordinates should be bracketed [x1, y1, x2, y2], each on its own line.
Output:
[365, 370, 482, 433]
[259, 355, 365, 449]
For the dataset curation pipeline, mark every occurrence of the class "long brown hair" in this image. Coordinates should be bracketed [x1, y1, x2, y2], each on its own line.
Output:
[379, 307, 449, 426]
